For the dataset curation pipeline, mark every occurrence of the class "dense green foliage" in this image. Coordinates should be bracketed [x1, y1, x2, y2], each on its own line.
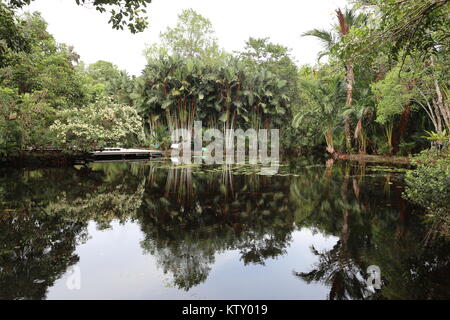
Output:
[136, 10, 298, 147]
[405, 149, 450, 238]
[296, 3, 449, 155]
[135, 55, 290, 132]
[50, 97, 145, 150]
[0, 2, 139, 153]
[158, 8, 220, 59]
[2, 3, 447, 155]
[351, 0, 449, 58]
[0, 1, 448, 230]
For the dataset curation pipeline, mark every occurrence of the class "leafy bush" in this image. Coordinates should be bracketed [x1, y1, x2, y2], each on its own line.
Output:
[0, 88, 23, 156]
[50, 97, 145, 151]
[147, 124, 171, 150]
[0, 118, 22, 157]
[404, 149, 450, 237]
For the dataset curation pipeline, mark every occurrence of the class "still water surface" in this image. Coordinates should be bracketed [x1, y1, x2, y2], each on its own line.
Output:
[1, 157, 449, 299]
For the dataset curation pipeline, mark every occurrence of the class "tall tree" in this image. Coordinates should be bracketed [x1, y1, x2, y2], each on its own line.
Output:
[239, 37, 299, 103]
[159, 9, 220, 59]
[303, 8, 368, 152]
[350, 0, 449, 141]
[293, 75, 346, 157]
[0, 2, 30, 68]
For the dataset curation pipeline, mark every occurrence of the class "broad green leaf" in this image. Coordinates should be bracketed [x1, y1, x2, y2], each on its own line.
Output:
[161, 100, 172, 109]
[219, 112, 229, 122]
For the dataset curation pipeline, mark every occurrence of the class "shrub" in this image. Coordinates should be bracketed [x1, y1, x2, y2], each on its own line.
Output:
[404, 148, 450, 237]
[50, 97, 145, 151]
[0, 88, 23, 156]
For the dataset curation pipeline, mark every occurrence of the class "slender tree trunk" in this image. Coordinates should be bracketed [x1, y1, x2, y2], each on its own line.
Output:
[345, 63, 354, 107]
[434, 79, 450, 130]
[392, 104, 411, 154]
[341, 178, 350, 248]
[344, 62, 354, 152]
[430, 56, 450, 130]
[433, 98, 443, 133]
[344, 116, 352, 152]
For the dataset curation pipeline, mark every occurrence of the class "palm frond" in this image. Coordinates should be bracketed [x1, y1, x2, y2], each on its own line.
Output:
[302, 29, 336, 52]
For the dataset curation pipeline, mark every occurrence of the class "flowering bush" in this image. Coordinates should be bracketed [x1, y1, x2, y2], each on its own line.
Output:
[50, 97, 145, 151]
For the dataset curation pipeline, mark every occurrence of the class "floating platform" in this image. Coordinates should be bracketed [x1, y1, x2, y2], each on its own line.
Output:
[90, 148, 163, 160]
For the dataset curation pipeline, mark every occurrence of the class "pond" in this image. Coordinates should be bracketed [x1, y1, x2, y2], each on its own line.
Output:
[0, 157, 449, 300]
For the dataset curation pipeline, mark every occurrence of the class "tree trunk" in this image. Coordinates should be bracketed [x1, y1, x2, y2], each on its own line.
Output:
[344, 116, 352, 152]
[345, 63, 354, 107]
[392, 104, 411, 154]
[430, 55, 450, 130]
[344, 62, 354, 152]
[434, 78, 450, 130]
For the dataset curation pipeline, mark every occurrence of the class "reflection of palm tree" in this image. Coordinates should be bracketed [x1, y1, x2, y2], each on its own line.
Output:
[139, 164, 296, 289]
[0, 163, 149, 299]
[293, 162, 373, 300]
[294, 243, 371, 300]
[3, 159, 448, 299]
[352, 161, 367, 199]
[289, 159, 346, 227]
[165, 166, 194, 205]
[293, 160, 450, 300]
[221, 165, 234, 201]
[341, 166, 351, 248]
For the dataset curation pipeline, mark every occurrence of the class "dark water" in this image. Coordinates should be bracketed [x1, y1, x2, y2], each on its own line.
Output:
[0, 157, 449, 300]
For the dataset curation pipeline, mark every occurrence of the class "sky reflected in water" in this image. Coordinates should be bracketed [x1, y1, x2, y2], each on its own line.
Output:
[1, 158, 449, 299]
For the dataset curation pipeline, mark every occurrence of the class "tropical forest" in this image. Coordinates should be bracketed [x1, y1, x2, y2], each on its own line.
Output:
[0, 0, 449, 301]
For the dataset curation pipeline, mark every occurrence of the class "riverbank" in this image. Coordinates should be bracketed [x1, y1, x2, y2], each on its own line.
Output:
[0, 149, 166, 168]
[336, 154, 411, 164]
[0, 150, 88, 168]
[1, 150, 413, 168]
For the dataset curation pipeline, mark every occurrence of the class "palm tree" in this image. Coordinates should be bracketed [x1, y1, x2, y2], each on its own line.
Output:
[293, 77, 346, 157]
[342, 88, 375, 154]
[303, 8, 368, 152]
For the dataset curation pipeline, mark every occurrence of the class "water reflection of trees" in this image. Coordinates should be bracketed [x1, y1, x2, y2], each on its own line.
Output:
[0, 159, 449, 299]
[138, 164, 296, 290]
[0, 212, 85, 300]
[290, 160, 450, 300]
[46, 163, 146, 229]
[0, 168, 91, 299]
[0, 164, 145, 299]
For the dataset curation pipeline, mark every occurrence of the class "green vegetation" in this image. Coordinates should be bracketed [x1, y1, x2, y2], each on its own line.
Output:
[404, 148, 450, 238]
[0, 1, 449, 236]
[0, 2, 138, 153]
[1, 160, 449, 299]
[50, 97, 145, 151]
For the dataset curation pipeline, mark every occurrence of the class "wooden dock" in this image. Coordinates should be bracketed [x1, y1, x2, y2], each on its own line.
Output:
[90, 148, 163, 160]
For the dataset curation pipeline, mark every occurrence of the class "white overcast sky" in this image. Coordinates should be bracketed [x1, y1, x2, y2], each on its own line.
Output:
[24, 0, 348, 75]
